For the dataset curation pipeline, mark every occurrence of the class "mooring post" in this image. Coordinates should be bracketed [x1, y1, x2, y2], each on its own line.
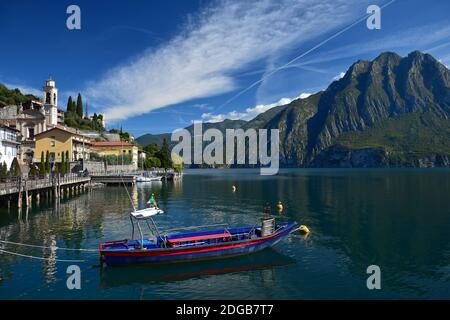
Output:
[53, 174, 58, 199]
[24, 179, 29, 207]
[17, 177, 22, 208]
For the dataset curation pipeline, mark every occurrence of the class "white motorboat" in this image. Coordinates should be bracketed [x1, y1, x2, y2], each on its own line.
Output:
[136, 175, 162, 182]
[131, 206, 164, 219]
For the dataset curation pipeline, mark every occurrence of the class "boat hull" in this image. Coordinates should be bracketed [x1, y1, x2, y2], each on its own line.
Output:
[101, 222, 297, 266]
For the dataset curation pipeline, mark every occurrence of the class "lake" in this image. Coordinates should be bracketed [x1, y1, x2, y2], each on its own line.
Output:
[1, 169, 450, 299]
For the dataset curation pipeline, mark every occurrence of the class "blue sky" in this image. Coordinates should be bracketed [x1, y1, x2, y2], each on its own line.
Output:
[1, 0, 449, 137]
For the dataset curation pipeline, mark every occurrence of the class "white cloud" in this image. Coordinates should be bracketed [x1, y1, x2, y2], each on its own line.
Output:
[87, 0, 372, 121]
[200, 92, 312, 123]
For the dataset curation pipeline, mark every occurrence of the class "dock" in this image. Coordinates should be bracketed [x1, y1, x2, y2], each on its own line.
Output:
[91, 175, 136, 185]
[0, 169, 183, 208]
[0, 174, 91, 208]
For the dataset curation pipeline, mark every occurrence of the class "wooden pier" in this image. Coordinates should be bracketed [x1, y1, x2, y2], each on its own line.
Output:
[0, 174, 91, 208]
[91, 175, 136, 185]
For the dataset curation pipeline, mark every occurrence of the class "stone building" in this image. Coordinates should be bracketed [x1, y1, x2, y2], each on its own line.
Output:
[0, 78, 66, 164]
[34, 126, 91, 163]
[0, 125, 20, 169]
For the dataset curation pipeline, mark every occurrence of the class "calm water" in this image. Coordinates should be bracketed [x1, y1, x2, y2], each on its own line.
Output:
[1, 169, 450, 300]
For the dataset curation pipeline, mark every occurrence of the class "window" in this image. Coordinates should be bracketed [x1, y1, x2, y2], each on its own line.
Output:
[51, 136, 56, 147]
[28, 128, 35, 139]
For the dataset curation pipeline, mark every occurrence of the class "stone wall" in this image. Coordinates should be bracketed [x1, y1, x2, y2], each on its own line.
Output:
[0, 105, 18, 119]
[69, 160, 137, 174]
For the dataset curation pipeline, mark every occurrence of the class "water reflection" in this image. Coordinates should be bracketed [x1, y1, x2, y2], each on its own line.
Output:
[1, 169, 450, 299]
[99, 249, 295, 288]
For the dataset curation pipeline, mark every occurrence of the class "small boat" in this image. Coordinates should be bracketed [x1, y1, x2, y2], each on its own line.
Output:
[131, 206, 164, 219]
[99, 210, 298, 267]
[136, 175, 162, 182]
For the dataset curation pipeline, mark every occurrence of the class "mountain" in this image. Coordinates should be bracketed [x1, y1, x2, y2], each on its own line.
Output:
[137, 51, 450, 168]
[136, 119, 246, 147]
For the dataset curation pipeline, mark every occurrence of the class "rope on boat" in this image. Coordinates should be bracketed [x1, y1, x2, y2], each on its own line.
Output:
[0, 249, 86, 263]
[121, 174, 137, 212]
[0, 239, 98, 252]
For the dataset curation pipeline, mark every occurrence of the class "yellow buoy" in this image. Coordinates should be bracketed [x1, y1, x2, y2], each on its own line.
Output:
[232, 185, 237, 192]
[276, 201, 283, 212]
[298, 225, 310, 235]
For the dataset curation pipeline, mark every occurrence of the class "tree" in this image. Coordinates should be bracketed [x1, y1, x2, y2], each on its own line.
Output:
[67, 96, 74, 113]
[172, 153, 183, 173]
[76, 93, 83, 118]
[143, 143, 160, 157]
[0, 162, 7, 177]
[9, 157, 21, 177]
[39, 151, 45, 176]
[120, 131, 130, 142]
[45, 150, 50, 173]
[61, 151, 66, 175]
[29, 163, 38, 177]
[157, 138, 172, 170]
[145, 157, 161, 169]
[93, 113, 98, 130]
[65, 150, 70, 174]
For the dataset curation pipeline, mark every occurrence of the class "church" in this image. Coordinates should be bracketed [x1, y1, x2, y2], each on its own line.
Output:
[0, 77, 66, 164]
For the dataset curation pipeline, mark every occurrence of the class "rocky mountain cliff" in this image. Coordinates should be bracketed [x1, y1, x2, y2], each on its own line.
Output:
[137, 51, 450, 168]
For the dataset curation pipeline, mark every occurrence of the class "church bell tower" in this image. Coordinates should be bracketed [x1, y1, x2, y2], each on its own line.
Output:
[43, 76, 58, 126]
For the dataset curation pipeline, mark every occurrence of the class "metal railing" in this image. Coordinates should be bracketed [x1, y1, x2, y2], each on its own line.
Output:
[0, 173, 90, 196]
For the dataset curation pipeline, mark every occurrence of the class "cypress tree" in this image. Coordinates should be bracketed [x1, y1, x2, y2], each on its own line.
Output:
[67, 96, 73, 113]
[9, 157, 21, 177]
[0, 162, 7, 177]
[158, 138, 172, 170]
[61, 151, 66, 175]
[45, 150, 50, 173]
[29, 164, 38, 177]
[39, 151, 45, 176]
[76, 93, 83, 118]
[66, 151, 70, 174]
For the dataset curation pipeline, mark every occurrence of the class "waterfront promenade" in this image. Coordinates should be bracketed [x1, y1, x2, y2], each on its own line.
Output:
[0, 169, 182, 208]
[0, 174, 91, 208]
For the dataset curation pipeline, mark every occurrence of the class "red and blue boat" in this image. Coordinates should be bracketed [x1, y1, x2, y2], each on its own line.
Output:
[99, 207, 298, 267]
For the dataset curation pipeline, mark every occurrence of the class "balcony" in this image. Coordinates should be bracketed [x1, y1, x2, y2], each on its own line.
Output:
[0, 133, 20, 144]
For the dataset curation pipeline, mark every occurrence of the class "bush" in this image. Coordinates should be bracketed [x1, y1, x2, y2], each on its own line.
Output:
[9, 157, 21, 177]
[29, 163, 39, 177]
[0, 162, 8, 177]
